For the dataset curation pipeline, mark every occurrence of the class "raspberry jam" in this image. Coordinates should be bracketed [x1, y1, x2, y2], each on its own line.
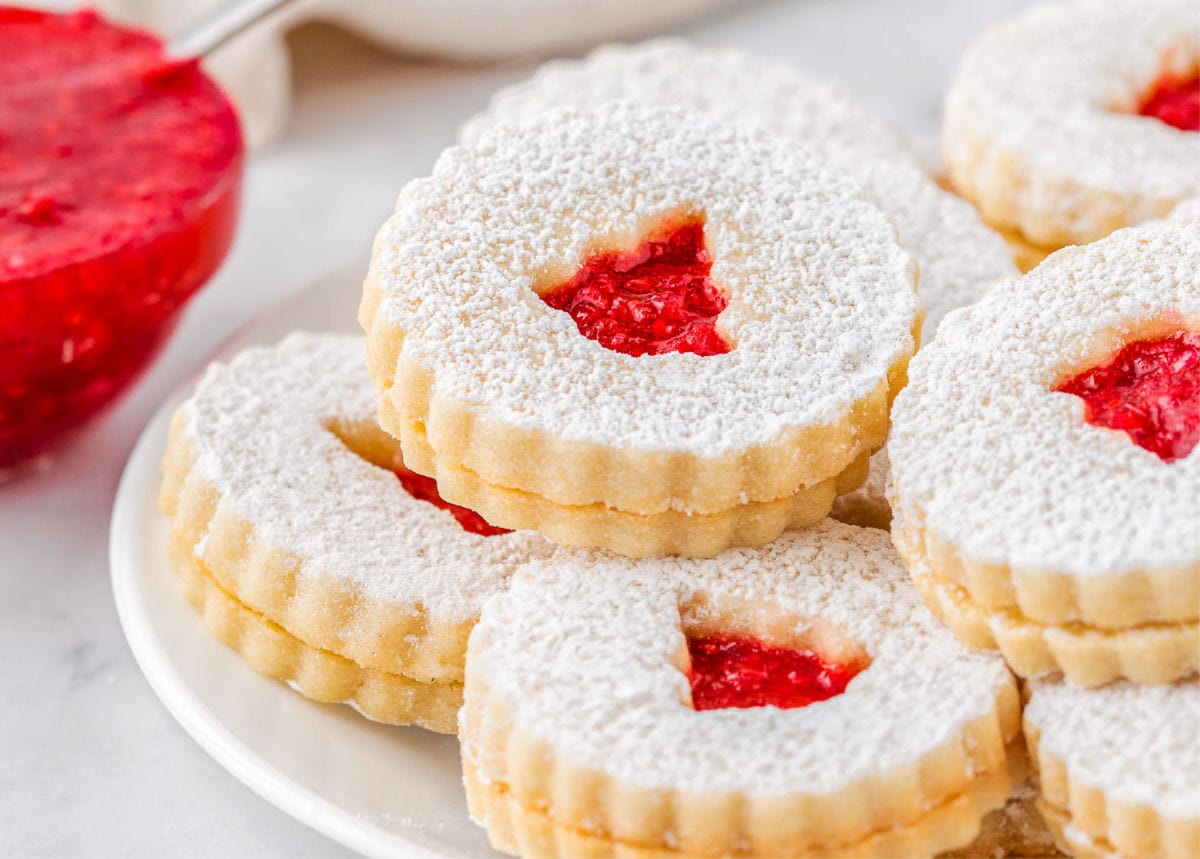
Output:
[1056, 332, 1200, 463]
[0, 9, 243, 470]
[540, 220, 731, 357]
[686, 634, 862, 711]
[393, 467, 511, 537]
[1138, 71, 1200, 131]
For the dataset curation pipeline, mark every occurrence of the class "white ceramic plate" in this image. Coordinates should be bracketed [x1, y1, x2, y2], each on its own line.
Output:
[110, 266, 502, 859]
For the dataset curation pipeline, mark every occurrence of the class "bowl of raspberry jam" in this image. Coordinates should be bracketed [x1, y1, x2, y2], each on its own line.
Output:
[0, 8, 243, 477]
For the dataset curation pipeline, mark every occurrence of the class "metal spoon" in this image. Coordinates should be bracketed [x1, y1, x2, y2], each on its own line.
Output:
[166, 0, 299, 58]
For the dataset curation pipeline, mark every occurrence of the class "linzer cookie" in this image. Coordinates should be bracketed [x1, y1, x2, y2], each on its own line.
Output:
[889, 215, 1200, 687]
[363, 101, 919, 557]
[1024, 678, 1200, 858]
[943, 0, 1200, 266]
[460, 41, 1018, 531]
[459, 520, 1021, 858]
[159, 333, 550, 731]
[459, 39, 1013, 338]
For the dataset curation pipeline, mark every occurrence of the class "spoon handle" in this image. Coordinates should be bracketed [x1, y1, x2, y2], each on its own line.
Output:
[166, 0, 299, 58]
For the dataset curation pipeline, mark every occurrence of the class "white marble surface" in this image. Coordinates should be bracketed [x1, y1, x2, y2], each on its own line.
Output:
[0, 2, 1031, 856]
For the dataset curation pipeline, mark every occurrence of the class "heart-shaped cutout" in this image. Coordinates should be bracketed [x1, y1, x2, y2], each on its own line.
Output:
[686, 634, 864, 711]
[540, 219, 732, 357]
[326, 416, 510, 537]
[678, 594, 869, 711]
[1056, 331, 1200, 463]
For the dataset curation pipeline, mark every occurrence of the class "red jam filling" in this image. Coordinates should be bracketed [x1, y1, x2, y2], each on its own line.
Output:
[0, 9, 243, 470]
[1056, 332, 1200, 463]
[686, 634, 862, 711]
[1138, 71, 1200, 131]
[393, 468, 511, 537]
[539, 220, 731, 357]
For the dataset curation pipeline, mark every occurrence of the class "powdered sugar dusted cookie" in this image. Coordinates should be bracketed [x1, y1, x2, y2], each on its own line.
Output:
[889, 215, 1200, 686]
[460, 41, 1015, 531]
[460, 41, 914, 168]
[364, 101, 919, 557]
[944, 0, 1200, 255]
[1024, 677, 1200, 858]
[159, 333, 550, 730]
[461, 40, 1015, 337]
[460, 520, 1021, 858]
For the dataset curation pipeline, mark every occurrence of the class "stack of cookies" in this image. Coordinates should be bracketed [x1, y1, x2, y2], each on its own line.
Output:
[942, 0, 1199, 269]
[159, 334, 553, 732]
[361, 96, 918, 559]
[888, 212, 1200, 858]
[160, 8, 1199, 858]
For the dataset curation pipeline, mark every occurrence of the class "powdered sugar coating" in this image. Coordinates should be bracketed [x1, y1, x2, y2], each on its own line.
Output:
[888, 217, 1200, 576]
[459, 41, 916, 168]
[372, 101, 917, 456]
[468, 519, 1013, 794]
[181, 332, 548, 616]
[461, 40, 1015, 336]
[1026, 677, 1199, 819]
[944, 0, 1200, 244]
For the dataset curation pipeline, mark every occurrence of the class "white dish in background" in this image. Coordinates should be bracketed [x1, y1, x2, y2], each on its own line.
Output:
[95, 0, 734, 148]
[110, 266, 502, 858]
